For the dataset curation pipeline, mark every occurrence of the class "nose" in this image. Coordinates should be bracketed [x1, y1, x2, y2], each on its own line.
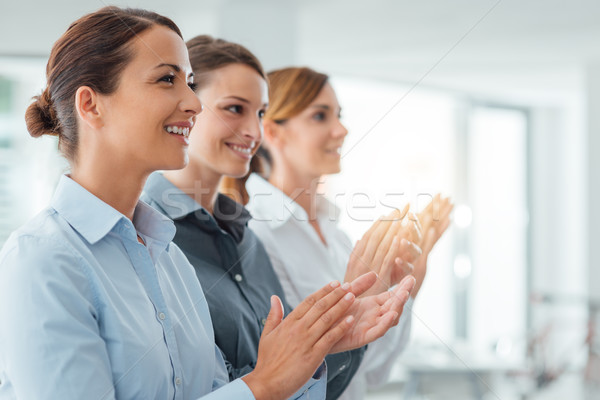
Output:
[182, 87, 203, 117]
[240, 115, 263, 145]
[333, 118, 349, 139]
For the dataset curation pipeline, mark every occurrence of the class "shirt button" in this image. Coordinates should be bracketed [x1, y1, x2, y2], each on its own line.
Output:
[234, 274, 243, 282]
[339, 364, 347, 372]
[261, 318, 267, 326]
[158, 312, 166, 320]
[175, 377, 182, 386]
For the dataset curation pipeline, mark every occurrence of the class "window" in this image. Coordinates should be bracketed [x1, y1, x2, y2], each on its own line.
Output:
[325, 76, 529, 363]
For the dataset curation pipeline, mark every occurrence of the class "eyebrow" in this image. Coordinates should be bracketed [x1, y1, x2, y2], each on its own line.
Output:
[223, 96, 268, 107]
[225, 95, 250, 104]
[154, 63, 194, 79]
[311, 104, 342, 113]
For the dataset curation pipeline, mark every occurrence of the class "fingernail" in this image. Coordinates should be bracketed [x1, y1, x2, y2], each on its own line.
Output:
[346, 316, 354, 324]
[341, 282, 351, 290]
[330, 281, 340, 288]
[344, 292, 355, 301]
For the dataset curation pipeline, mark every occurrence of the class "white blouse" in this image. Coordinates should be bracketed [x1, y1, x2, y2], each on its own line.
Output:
[246, 173, 413, 400]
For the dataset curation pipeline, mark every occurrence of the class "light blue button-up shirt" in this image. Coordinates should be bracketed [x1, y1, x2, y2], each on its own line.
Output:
[0, 175, 255, 399]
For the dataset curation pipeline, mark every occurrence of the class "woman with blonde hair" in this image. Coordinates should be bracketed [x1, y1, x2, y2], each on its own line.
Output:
[234, 67, 453, 399]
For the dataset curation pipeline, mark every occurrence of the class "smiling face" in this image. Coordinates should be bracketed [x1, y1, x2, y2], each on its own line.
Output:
[270, 82, 348, 179]
[186, 63, 268, 179]
[97, 25, 202, 174]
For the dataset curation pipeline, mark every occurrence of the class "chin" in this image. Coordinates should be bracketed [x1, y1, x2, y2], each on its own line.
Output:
[322, 163, 342, 175]
[159, 156, 188, 172]
[226, 167, 250, 179]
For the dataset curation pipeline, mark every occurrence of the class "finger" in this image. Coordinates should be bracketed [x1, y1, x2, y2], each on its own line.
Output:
[400, 239, 422, 263]
[302, 283, 353, 328]
[291, 280, 341, 320]
[398, 203, 410, 220]
[362, 214, 397, 262]
[313, 314, 355, 355]
[361, 310, 399, 343]
[405, 215, 422, 244]
[369, 221, 401, 273]
[380, 287, 410, 317]
[395, 259, 414, 278]
[412, 211, 423, 234]
[378, 236, 399, 279]
[308, 290, 356, 341]
[398, 274, 417, 293]
[262, 295, 285, 336]
[422, 227, 437, 255]
[348, 271, 378, 297]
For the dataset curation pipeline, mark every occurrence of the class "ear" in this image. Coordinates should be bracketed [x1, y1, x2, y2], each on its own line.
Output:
[75, 86, 103, 130]
[263, 119, 285, 149]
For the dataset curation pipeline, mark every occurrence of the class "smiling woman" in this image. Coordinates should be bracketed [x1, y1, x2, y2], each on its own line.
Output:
[0, 7, 406, 400]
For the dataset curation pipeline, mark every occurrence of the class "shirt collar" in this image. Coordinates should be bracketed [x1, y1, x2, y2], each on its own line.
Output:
[213, 193, 252, 243]
[143, 172, 251, 243]
[245, 173, 341, 229]
[143, 172, 202, 220]
[51, 175, 175, 246]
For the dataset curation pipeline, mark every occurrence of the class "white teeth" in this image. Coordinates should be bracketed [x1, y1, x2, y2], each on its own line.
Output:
[165, 126, 190, 137]
[230, 144, 252, 154]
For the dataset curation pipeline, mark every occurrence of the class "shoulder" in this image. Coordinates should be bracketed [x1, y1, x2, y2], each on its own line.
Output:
[1, 208, 86, 266]
[0, 209, 99, 311]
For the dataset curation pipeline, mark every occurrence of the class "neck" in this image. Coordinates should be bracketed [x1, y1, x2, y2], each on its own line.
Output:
[163, 160, 221, 215]
[268, 164, 322, 220]
[70, 163, 147, 221]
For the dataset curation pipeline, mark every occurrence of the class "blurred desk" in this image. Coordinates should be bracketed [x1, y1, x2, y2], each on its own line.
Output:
[397, 343, 521, 399]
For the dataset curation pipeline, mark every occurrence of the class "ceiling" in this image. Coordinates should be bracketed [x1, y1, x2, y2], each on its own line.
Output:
[2, 0, 598, 102]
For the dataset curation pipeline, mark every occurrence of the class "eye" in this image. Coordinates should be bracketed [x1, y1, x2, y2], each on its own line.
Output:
[188, 82, 198, 92]
[158, 74, 176, 84]
[226, 105, 243, 114]
[313, 112, 326, 122]
[258, 109, 266, 119]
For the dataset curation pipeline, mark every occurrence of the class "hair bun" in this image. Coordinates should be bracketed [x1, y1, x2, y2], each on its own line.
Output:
[25, 89, 60, 138]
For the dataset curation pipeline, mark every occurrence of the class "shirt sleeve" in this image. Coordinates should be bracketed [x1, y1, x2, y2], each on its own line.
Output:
[0, 235, 117, 399]
[202, 344, 256, 399]
[210, 340, 328, 400]
[217, 345, 257, 381]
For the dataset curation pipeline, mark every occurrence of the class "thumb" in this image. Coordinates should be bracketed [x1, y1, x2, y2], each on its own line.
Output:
[263, 295, 284, 336]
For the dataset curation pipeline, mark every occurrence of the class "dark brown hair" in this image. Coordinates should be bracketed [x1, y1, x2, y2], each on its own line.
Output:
[186, 35, 266, 91]
[222, 67, 329, 204]
[25, 6, 182, 163]
[185, 35, 268, 204]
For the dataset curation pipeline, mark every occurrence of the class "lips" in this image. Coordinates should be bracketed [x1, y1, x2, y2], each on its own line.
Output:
[325, 147, 342, 155]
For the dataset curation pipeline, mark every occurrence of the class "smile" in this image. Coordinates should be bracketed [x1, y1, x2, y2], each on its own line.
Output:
[226, 141, 256, 159]
[165, 125, 190, 138]
[229, 144, 253, 154]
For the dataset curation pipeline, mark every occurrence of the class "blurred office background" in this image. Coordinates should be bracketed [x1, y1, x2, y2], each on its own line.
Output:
[1, 1, 598, 398]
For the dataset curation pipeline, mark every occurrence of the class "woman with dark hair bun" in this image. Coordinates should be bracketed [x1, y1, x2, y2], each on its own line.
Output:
[142, 35, 417, 400]
[0, 8, 392, 400]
